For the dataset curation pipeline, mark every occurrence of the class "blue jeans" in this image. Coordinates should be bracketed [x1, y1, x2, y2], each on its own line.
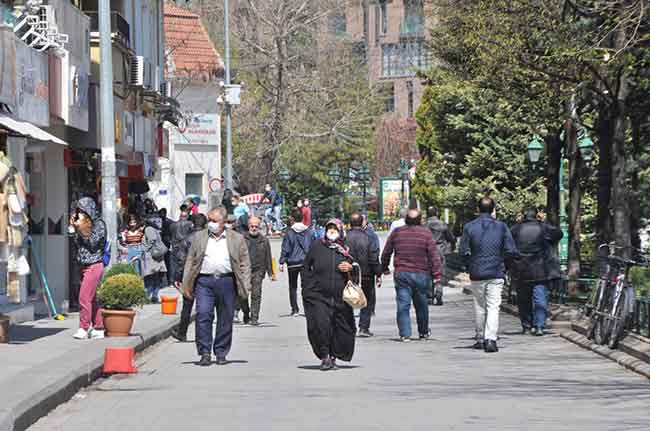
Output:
[517, 282, 549, 329]
[265, 205, 284, 230]
[394, 272, 431, 337]
[144, 273, 163, 302]
[195, 275, 236, 359]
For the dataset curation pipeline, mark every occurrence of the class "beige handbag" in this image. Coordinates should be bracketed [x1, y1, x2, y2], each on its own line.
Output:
[342, 263, 367, 309]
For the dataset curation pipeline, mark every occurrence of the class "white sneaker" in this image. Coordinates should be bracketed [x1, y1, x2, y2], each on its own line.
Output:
[73, 328, 89, 339]
[89, 329, 105, 339]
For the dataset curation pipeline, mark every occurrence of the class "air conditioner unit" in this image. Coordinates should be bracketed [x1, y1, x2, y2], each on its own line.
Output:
[129, 56, 144, 87]
[143, 60, 153, 89]
[160, 81, 172, 98]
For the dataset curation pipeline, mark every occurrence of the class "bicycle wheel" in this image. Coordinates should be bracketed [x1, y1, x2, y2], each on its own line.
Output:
[587, 280, 607, 344]
[607, 289, 629, 349]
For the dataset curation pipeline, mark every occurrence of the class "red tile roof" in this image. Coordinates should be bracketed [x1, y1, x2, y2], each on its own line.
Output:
[164, 2, 224, 80]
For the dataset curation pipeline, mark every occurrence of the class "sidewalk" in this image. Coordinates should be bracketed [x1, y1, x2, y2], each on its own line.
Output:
[0, 288, 187, 431]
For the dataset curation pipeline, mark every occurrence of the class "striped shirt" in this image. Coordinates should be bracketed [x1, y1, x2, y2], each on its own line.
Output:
[121, 228, 144, 245]
[381, 225, 442, 279]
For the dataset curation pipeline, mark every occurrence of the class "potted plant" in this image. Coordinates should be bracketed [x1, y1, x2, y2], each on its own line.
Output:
[97, 274, 148, 337]
[102, 262, 139, 281]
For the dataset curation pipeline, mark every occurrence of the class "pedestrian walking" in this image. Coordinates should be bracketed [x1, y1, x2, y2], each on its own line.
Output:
[159, 208, 174, 285]
[302, 219, 357, 370]
[346, 213, 381, 337]
[459, 197, 519, 353]
[263, 184, 283, 231]
[181, 207, 251, 366]
[244, 216, 276, 325]
[279, 208, 316, 316]
[171, 213, 207, 342]
[381, 209, 442, 342]
[363, 215, 381, 316]
[69, 197, 106, 340]
[388, 208, 408, 236]
[301, 198, 312, 227]
[119, 214, 145, 274]
[168, 205, 193, 282]
[232, 194, 250, 232]
[142, 216, 168, 303]
[510, 207, 563, 336]
[426, 206, 456, 305]
[222, 189, 235, 215]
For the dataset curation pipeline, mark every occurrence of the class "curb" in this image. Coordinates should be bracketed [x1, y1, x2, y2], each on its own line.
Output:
[0, 312, 193, 431]
[560, 331, 650, 379]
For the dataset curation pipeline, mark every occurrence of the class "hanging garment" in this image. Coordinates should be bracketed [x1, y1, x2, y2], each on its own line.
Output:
[0, 190, 7, 243]
[7, 271, 19, 303]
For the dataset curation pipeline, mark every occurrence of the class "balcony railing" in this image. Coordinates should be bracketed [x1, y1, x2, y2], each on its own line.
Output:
[400, 16, 425, 39]
[86, 11, 130, 47]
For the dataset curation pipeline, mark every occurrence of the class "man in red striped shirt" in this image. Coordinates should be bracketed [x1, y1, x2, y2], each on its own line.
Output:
[381, 209, 442, 342]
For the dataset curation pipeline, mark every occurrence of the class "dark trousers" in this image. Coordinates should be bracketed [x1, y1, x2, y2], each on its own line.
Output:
[288, 266, 302, 313]
[358, 276, 376, 330]
[177, 295, 194, 337]
[195, 275, 236, 359]
[517, 281, 549, 329]
[165, 252, 173, 285]
[250, 272, 265, 322]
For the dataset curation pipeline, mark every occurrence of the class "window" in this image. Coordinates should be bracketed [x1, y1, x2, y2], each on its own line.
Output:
[402, 0, 424, 36]
[374, 4, 380, 43]
[383, 82, 395, 113]
[185, 173, 203, 196]
[380, 0, 388, 34]
[381, 42, 431, 77]
[407, 81, 414, 117]
[328, 10, 347, 35]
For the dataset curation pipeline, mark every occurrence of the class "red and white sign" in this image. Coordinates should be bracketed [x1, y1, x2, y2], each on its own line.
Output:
[241, 193, 264, 204]
[169, 114, 220, 147]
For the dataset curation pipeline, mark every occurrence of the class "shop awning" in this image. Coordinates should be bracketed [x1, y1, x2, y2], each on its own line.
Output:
[0, 116, 68, 146]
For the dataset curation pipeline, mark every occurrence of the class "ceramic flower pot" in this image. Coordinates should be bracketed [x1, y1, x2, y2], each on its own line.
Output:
[101, 309, 136, 337]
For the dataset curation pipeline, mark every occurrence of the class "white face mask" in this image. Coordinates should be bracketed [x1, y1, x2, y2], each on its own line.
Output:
[208, 221, 222, 235]
[326, 231, 340, 242]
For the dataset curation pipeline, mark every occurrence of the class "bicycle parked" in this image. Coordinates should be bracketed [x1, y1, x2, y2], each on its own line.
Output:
[586, 243, 650, 349]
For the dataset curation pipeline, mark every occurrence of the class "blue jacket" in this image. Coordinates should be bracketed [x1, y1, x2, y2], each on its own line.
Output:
[459, 214, 519, 281]
[280, 224, 316, 267]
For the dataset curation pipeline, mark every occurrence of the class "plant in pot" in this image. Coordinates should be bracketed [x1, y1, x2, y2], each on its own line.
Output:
[97, 274, 148, 337]
[102, 262, 139, 281]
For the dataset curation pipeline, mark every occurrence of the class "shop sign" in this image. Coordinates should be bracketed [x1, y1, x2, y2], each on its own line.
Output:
[379, 178, 409, 221]
[170, 114, 220, 147]
[15, 39, 49, 127]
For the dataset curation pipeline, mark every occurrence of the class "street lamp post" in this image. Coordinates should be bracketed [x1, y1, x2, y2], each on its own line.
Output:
[528, 127, 594, 262]
[399, 159, 409, 208]
[358, 162, 370, 216]
[328, 164, 341, 218]
[278, 167, 290, 218]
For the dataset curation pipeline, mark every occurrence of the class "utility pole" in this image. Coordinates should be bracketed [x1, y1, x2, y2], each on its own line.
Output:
[99, 0, 117, 260]
[224, 0, 233, 190]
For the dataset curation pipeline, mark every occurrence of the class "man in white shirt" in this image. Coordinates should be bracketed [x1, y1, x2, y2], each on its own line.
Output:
[388, 208, 408, 235]
[182, 207, 251, 366]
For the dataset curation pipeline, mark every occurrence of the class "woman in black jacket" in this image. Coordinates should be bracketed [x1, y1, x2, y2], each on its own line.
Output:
[301, 219, 357, 371]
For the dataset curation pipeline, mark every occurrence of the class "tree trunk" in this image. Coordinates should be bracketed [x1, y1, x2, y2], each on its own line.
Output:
[630, 116, 641, 250]
[567, 119, 581, 293]
[545, 134, 561, 228]
[596, 110, 614, 248]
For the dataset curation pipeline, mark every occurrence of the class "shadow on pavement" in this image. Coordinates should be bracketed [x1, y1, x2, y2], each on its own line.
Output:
[8, 325, 67, 343]
[297, 365, 361, 370]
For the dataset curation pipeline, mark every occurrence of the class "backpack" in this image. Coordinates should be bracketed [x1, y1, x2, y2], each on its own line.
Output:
[145, 226, 168, 261]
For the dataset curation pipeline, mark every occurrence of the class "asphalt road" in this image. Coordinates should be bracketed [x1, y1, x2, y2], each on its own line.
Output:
[30, 237, 650, 431]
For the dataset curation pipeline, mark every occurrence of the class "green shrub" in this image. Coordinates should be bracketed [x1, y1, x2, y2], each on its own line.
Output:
[103, 262, 139, 281]
[97, 274, 148, 310]
[631, 267, 650, 297]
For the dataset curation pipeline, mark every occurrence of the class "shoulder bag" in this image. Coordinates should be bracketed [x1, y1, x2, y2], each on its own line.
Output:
[342, 263, 367, 309]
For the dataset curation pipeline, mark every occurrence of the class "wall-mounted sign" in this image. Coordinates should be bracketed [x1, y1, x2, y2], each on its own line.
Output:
[379, 178, 409, 221]
[170, 114, 220, 147]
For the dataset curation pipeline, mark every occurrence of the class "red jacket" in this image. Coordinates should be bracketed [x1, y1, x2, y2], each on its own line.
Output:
[381, 225, 442, 280]
[301, 206, 312, 226]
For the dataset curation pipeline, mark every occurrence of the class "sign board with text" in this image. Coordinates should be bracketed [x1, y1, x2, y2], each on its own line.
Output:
[170, 113, 220, 147]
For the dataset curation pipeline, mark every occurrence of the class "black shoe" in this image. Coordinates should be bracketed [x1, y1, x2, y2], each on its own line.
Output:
[522, 327, 531, 335]
[198, 354, 212, 366]
[434, 295, 444, 306]
[320, 358, 332, 371]
[534, 327, 544, 336]
[472, 340, 485, 350]
[484, 340, 499, 353]
[216, 357, 228, 366]
[243, 316, 251, 325]
[171, 328, 187, 342]
[250, 319, 260, 326]
[427, 299, 434, 306]
[419, 331, 431, 340]
[330, 358, 339, 370]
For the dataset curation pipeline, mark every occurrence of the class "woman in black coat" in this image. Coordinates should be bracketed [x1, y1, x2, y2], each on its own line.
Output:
[301, 219, 357, 371]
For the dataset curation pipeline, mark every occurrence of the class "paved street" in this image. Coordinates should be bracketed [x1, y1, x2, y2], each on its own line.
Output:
[30, 239, 650, 431]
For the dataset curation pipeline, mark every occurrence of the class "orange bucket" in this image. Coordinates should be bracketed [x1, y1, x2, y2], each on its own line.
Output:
[103, 347, 137, 374]
[160, 295, 178, 315]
